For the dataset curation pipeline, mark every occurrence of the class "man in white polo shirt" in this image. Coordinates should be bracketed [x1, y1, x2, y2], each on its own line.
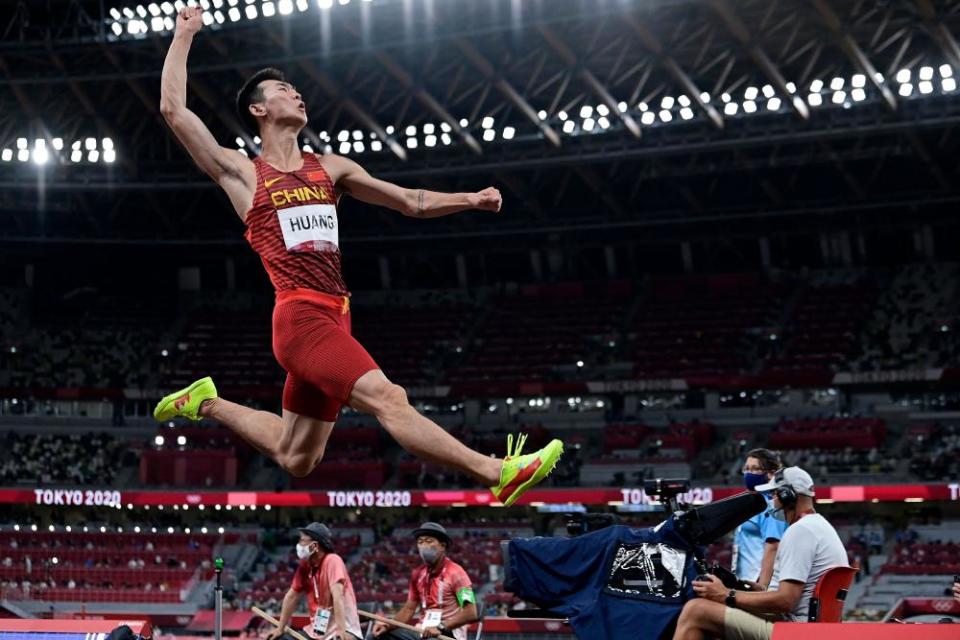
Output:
[673, 467, 849, 640]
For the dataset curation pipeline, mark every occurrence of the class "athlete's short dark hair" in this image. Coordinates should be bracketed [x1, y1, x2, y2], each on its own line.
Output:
[236, 67, 287, 135]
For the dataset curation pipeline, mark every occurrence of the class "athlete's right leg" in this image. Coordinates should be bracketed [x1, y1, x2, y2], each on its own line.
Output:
[197, 399, 333, 477]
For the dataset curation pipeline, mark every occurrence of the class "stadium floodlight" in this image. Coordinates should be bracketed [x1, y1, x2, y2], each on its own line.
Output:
[263, 2, 276, 17]
[17, 149, 29, 162]
[851, 88, 866, 102]
[562, 120, 575, 133]
[71, 150, 82, 162]
[245, 4, 257, 19]
[371, 140, 383, 151]
[88, 150, 99, 162]
[767, 97, 781, 111]
[723, 102, 738, 116]
[700, 92, 711, 103]
[297, 0, 309, 9]
[832, 90, 846, 104]
[660, 95, 675, 109]
[761, 85, 775, 98]
[339, 141, 351, 154]
[830, 77, 844, 90]
[440, 122, 451, 133]
[16, 138, 27, 149]
[423, 123, 435, 135]
[579, 105, 593, 119]
[302, 144, 313, 152]
[161, 2, 174, 13]
[896, 68, 911, 83]
[919, 80, 933, 94]
[351, 129, 363, 140]
[110, 7, 122, 19]
[481, 116, 495, 129]
[557, 110, 568, 120]
[598, 116, 610, 129]
[385, 125, 395, 135]
[32, 146, 49, 165]
[197, 14, 209, 27]
[582, 117, 596, 131]
[919, 66, 934, 81]
[111, 22, 123, 36]
[617, 101, 627, 112]
[658, 109, 672, 122]
[744, 86, 758, 101]
[944, 77, 957, 92]
[679, 108, 693, 120]
[596, 103, 610, 116]
[147, 3, 160, 16]
[785, 82, 797, 94]
[809, 79, 824, 93]
[940, 64, 953, 79]
[423, 135, 436, 148]
[228, 7, 241, 20]
[151, 16, 165, 31]
[155, 435, 165, 446]
[318, 0, 333, 8]
[0, 149, 11, 162]
[742, 100, 757, 113]
[353, 141, 365, 152]
[104, 149, 116, 163]
[136, 5, 147, 17]
[640, 111, 656, 125]
[406, 137, 418, 149]
[899, 83, 914, 97]
[808, 93, 823, 107]
[482, 129, 495, 141]
[404, 125, 416, 137]
[502, 126, 516, 139]
[851, 74, 866, 88]
[278, 0, 293, 13]
[720, 93, 731, 103]
[176, 435, 186, 446]
[459, 118, 469, 127]
[678, 95, 691, 107]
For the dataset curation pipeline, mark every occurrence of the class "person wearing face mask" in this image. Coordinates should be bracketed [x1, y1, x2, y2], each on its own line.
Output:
[372, 523, 477, 640]
[267, 523, 362, 640]
[732, 449, 787, 591]
[673, 467, 849, 640]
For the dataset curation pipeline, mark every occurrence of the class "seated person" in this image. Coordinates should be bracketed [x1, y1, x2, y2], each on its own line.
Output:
[673, 467, 848, 640]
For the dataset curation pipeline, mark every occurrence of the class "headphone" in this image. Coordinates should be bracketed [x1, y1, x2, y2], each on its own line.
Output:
[771, 469, 798, 509]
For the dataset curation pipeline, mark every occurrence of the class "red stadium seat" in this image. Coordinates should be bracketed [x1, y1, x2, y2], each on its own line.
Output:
[808, 566, 858, 623]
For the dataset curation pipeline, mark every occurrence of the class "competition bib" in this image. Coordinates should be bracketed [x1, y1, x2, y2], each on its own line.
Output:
[278, 204, 339, 253]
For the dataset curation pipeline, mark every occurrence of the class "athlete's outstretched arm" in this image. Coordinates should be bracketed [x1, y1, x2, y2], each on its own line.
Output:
[160, 7, 247, 185]
[322, 154, 501, 218]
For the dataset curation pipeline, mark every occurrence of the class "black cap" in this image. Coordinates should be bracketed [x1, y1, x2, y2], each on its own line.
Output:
[299, 522, 335, 552]
[412, 522, 452, 547]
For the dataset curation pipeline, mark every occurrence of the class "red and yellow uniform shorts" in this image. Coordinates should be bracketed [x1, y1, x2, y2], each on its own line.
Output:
[272, 288, 379, 422]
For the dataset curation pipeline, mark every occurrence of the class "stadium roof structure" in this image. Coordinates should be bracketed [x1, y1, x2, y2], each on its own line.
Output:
[1, 0, 960, 244]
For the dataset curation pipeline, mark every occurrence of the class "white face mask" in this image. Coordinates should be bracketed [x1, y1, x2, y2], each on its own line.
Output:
[296, 542, 314, 560]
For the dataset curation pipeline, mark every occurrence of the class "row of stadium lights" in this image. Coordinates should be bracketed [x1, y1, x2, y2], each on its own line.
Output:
[108, 0, 372, 36]
[231, 65, 956, 157]
[4, 67, 954, 165]
[0, 138, 115, 164]
[10, 524, 227, 535]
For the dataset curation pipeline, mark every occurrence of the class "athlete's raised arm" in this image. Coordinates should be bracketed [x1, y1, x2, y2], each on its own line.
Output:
[321, 154, 502, 218]
[160, 7, 251, 195]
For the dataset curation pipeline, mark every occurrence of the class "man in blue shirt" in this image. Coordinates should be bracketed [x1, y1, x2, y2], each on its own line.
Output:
[732, 449, 787, 590]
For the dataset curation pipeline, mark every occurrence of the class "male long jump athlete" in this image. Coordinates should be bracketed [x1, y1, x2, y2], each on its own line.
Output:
[153, 7, 562, 506]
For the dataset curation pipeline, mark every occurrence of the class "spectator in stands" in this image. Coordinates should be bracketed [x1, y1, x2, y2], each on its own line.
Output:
[266, 523, 362, 640]
[673, 467, 848, 640]
[954, 577, 960, 604]
[733, 449, 786, 591]
[372, 523, 478, 640]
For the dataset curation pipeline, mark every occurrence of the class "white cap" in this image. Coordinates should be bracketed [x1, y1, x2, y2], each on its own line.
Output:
[754, 466, 815, 497]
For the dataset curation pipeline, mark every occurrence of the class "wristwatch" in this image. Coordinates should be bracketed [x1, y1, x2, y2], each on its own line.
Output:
[725, 589, 737, 608]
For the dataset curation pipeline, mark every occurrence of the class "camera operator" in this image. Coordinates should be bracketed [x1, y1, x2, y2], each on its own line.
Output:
[673, 467, 847, 640]
[733, 449, 787, 591]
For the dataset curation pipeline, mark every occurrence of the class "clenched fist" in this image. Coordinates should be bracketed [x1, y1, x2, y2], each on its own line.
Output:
[176, 5, 204, 36]
[470, 186, 502, 212]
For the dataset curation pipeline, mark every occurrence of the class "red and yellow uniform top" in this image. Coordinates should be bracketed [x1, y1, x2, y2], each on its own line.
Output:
[245, 152, 348, 296]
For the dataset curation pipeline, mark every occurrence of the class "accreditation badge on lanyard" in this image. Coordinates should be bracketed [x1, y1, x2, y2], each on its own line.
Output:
[311, 572, 331, 636]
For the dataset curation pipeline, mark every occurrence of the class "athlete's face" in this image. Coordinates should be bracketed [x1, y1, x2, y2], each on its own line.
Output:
[253, 79, 307, 131]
